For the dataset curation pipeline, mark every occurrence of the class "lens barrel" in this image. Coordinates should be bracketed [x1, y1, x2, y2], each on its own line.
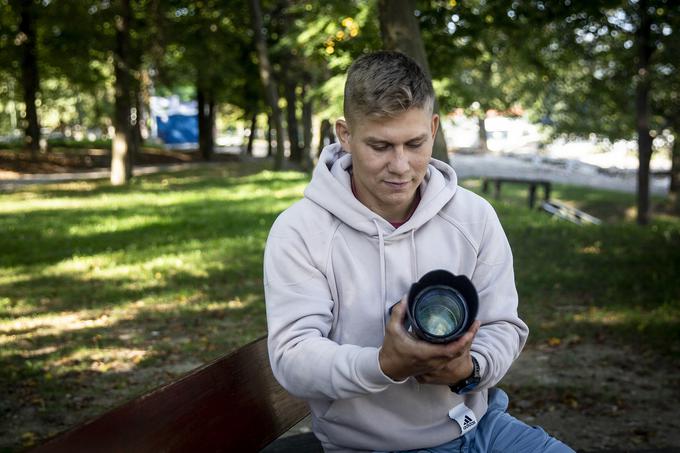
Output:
[405, 270, 478, 343]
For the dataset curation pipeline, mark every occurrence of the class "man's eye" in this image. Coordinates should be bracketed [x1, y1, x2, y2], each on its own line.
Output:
[371, 144, 389, 151]
[407, 142, 424, 149]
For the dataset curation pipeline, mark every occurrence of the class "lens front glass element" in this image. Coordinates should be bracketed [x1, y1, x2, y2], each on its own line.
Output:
[414, 286, 467, 338]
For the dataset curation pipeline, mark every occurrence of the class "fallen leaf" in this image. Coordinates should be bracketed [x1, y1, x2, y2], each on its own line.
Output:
[547, 337, 561, 347]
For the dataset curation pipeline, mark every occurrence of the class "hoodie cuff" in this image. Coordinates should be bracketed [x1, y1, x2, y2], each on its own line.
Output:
[367, 347, 408, 386]
[471, 351, 488, 387]
[358, 347, 408, 389]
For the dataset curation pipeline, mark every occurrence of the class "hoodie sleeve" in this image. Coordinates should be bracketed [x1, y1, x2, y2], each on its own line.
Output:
[264, 214, 397, 400]
[470, 202, 529, 390]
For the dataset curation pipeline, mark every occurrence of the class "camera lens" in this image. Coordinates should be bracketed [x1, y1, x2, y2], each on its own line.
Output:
[405, 270, 478, 344]
[414, 285, 467, 338]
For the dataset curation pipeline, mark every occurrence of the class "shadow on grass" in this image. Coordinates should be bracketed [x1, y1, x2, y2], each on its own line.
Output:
[11, 165, 310, 201]
[1, 275, 268, 449]
[0, 231, 271, 314]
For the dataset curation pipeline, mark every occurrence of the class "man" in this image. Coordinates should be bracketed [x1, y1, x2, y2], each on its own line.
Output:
[264, 51, 573, 452]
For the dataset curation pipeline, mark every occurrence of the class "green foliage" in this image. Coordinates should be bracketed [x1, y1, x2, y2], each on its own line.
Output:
[415, 0, 679, 147]
[420, 0, 525, 114]
[0, 0, 677, 161]
[511, 0, 678, 141]
[154, 1, 254, 106]
[267, 1, 381, 120]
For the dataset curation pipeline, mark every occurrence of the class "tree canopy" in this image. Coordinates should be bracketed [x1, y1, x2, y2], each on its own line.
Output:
[0, 0, 678, 219]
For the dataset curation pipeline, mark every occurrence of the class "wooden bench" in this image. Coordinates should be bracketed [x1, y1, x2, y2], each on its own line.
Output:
[32, 336, 322, 452]
[481, 177, 552, 209]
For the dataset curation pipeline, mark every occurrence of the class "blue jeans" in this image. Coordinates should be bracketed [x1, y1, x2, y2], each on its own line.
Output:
[377, 388, 575, 453]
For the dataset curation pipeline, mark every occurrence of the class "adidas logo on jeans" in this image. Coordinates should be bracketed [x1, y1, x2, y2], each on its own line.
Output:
[463, 415, 476, 430]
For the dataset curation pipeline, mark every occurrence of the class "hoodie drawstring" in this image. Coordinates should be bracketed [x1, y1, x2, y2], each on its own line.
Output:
[373, 219, 388, 335]
[375, 221, 420, 336]
[410, 229, 418, 282]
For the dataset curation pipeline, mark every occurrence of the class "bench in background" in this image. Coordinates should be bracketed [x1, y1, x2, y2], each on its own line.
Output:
[482, 177, 552, 209]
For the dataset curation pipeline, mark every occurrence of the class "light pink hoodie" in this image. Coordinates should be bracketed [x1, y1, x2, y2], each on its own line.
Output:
[264, 143, 528, 452]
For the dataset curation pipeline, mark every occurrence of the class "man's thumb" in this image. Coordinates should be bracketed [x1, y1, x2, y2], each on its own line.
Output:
[389, 297, 407, 324]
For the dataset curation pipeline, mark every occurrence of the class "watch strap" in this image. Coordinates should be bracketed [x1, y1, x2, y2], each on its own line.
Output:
[448, 355, 481, 394]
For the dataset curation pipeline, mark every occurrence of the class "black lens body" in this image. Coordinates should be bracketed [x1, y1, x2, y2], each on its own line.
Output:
[405, 270, 478, 343]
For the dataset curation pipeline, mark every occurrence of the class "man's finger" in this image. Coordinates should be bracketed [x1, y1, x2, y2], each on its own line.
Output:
[442, 320, 481, 357]
[387, 297, 408, 330]
[391, 297, 406, 316]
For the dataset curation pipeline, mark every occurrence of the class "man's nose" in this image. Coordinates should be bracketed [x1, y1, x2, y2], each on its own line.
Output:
[388, 147, 409, 174]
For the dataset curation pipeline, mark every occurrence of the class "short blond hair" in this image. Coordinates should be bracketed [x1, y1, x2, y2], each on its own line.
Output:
[343, 51, 435, 125]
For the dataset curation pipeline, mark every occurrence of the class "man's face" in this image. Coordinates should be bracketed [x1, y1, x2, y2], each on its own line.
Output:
[336, 107, 439, 222]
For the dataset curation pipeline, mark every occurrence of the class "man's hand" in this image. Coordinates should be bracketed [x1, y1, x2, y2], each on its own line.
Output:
[378, 298, 481, 383]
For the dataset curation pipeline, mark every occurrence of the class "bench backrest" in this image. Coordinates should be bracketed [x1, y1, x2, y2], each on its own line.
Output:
[33, 336, 309, 452]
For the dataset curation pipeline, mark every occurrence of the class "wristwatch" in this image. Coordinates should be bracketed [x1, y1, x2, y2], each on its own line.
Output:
[448, 356, 481, 395]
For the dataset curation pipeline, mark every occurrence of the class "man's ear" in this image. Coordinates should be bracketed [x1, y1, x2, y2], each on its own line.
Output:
[431, 114, 440, 140]
[335, 119, 351, 153]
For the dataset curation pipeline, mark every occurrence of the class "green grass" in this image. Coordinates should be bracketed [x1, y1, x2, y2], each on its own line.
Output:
[0, 137, 165, 151]
[462, 179, 680, 354]
[0, 163, 308, 450]
[0, 165, 679, 450]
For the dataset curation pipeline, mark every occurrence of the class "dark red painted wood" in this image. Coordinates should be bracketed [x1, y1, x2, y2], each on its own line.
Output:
[33, 336, 309, 453]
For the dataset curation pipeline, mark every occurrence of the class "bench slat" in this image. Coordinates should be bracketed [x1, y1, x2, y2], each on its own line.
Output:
[33, 336, 310, 453]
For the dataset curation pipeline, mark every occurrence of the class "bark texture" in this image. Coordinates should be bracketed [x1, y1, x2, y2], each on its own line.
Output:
[197, 86, 215, 161]
[18, 0, 41, 157]
[249, 0, 286, 169]
[378, 0, 449, 163]
[111, 0, 135, 185]
[635, 0, 653, 225]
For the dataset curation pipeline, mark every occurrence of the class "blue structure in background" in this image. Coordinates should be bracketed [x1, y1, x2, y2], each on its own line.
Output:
[156, 114, 198, 145]
[150, 96, 198, 149]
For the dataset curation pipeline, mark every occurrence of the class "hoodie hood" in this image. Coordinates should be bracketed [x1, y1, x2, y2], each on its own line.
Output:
[304, 142, 459, 236]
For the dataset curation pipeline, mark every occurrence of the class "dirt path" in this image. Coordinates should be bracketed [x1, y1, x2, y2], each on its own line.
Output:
[504, 342, 680, 451]
[451, 153, 670, 195]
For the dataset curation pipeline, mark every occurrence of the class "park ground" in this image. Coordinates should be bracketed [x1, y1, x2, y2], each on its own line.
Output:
[1, 148, 679, 452]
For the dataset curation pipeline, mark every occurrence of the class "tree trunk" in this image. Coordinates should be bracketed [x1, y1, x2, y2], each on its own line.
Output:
[132, 83, 143, 154]
[249, 0, 286, 170]
[378, 0, 449, 163]
[198, 89, 206, 154]
[18, 0, 41, 157]
[267, 113, 273, 157]
[285, 78, 302, 163]
[670, 132, 680, 214]
[635, 0, 653, 225]
[302, 84, 313, 170]
[137, 68, 152, 142]
[197, 86, 215, 161]
[318, 119, 332, 156]
[670, 137, 679, 194]
[478, 114, 488, 153]
[208, 98, 215, 156]
[111, 0, 134, 185]
[246, 111, 257, 156]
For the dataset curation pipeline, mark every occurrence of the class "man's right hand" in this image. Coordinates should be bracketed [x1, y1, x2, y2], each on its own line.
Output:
[378, 297, 480, 383]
